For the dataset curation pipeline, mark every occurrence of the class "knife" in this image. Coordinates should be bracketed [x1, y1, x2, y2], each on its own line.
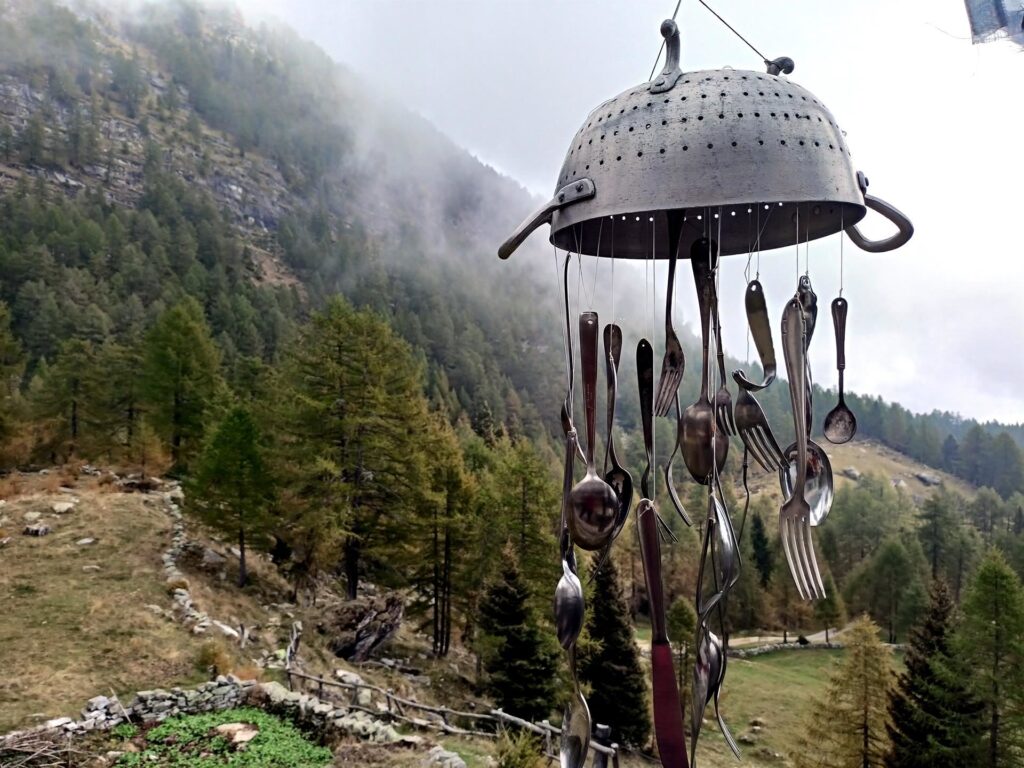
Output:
[636, 337, 688, 768]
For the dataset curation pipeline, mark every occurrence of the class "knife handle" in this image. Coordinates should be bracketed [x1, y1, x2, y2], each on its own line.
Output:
[638, 500, 668, 644]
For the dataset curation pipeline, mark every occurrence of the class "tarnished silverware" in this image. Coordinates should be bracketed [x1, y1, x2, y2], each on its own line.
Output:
[592, 324, 633, 576]
[560, 254, 586, 461]
[568, 312, 619, 550]
[560, 643, 591, 768]
[655, 212, 686, 417]
[780, 440, 835, 527]
[664, 394, 692, 527]
[779, 299, 823, 600]
[638, 498, 688, 768]
[682, 238, 726, 484]
[712, 286, 736, 438]
[734, 388, 788, 472]
[554, 528, 585, 649]
[797, 275, 818, 440]
[823, 297, 857, 444]
[710, 632, 739, 759]
[732, 279, 777, 391]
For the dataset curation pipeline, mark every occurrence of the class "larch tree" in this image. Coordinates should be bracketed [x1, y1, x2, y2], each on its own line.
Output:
[814, 572, 846, 644]
[277, 297, 430, 599]
[579, 557, 651, 749]
[886, 579, 985, 768]
[956, 549, 1024, 768]
[188, 406, 273, 587]
[796, 615, 894, 768]
[141, 298, 222, 471]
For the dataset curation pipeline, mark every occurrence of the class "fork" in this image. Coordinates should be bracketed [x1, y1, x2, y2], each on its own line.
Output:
[733, 388, 788, 473]
[779, 298, 823, 600]
[654, 212, 685, 417]
[711, 287, 736, 437]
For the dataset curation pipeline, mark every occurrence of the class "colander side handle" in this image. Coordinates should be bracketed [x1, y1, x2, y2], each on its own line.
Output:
[845, 194, 914, 253]
[498, 178, 596, 259]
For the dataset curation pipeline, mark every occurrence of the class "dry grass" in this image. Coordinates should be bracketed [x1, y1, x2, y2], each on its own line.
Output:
[0, 481, 210, 732]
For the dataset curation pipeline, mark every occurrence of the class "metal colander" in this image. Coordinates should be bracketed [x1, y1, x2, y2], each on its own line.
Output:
[499, 20, 912, 259]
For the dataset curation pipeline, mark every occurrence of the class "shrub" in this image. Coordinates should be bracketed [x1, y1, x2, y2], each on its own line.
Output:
[495, 728, 544, 768]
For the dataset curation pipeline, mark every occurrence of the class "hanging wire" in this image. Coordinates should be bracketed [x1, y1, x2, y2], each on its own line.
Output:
[794, 207, 800, 280]
[650, 216, 657, 500]
[648, 0, 684, 80]
[839, 210, 845, 297]
[590, 218, 604, 309]
[696, 0, 772, 68]
[610, 216, 617, 326]
[553, 245, 571, 388]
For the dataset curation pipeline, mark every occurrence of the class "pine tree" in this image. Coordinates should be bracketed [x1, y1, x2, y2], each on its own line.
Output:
[885, 580, 985, 768]
[141, 298, 222, 471]
[957, 549, 1024, 767]
[667, 596, 697, 698]
[0, 302, 24, 448]
[579, 558, 651, 748]
[188, 406, 273, 587]
[796, 616, 893, 768]
[477, 544, 558, 722]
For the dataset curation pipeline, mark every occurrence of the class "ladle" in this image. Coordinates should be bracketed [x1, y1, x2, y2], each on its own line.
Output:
[567, 312, 618, 550]
[823, 297, 857, 444]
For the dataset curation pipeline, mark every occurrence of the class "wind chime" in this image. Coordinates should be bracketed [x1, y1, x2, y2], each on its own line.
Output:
[498, 14, 912, 768]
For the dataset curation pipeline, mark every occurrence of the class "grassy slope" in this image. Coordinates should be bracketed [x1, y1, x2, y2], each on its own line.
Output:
[0, 474, 210, 732]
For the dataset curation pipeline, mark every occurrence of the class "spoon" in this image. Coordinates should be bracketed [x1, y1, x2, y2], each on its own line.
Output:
[797, 276, 818, 439]
[664, 394, 692, 527]
[568, 312, 619, 550]
[823, 297, 857, 444]
[554, 528, 585, 649]
[560, 643, 591, 768]
[709, 631, 740, 759]
[592, 324, 633, 576]
[682, 238, 726, 484]
[779, 440, 835, 527]
[559, 254, 586, 460]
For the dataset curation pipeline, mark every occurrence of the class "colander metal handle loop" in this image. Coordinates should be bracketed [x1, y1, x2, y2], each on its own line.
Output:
[498, 178, 596, 260]
[845, 194, 914, 253]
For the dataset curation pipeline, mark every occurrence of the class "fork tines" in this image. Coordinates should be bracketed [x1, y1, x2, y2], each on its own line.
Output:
[716, 399, 736, 437]
[654, 349, 684, 417]
[740, 423, 788, 473]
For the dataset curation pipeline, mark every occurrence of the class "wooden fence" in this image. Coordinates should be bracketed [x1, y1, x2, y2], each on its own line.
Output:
[284, 667, 620, 766]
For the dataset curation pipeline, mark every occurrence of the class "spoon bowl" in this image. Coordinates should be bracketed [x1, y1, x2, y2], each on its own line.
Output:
[779, 440, 835, 526]
[823, 400, 857, 444]
[569, 475, 619, 550]
[560, 648, 591, 768]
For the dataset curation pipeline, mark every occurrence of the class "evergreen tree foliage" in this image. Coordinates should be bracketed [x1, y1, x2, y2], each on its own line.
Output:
[579, 558, 651, 748]
[885, 579, 985, 768]
[667, 596, 698, 695]
[796, 616, 893, 768]
[957, 549, 1024, 767]
[141, 298, 222, 471]
[477, 544, 557, 722]
[814, 572, 846, 643]
[844, 537, 927, 643]
[188, 406, 273, 587]
[275, 297, 431, 598]
[0, 303, 25, 448]
[750, 511, 773, 589]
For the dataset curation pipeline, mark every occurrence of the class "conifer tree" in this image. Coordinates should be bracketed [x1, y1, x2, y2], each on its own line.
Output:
[0, 302, 24, 447]
[188, 406, 273, 587]
[796, 616, 893, 768]
[886, 579, 985, 768]
[579, 558, 650, 748]
[957, 549, 1024, 767]
[141, 298, 222, 471]
[814, 572, 846, 643]
[750, 511, 773, 589]
[477, 544, 557, 722]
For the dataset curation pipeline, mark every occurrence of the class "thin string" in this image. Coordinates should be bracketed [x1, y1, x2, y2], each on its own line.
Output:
[648, 0, 684, 81]
[650, 216, 657, 500]
[794, 207, 800, 280]
[590, 218, 604, 310]
[804, 219, 810, 277]
[610, 217, 617, 326]
[697, 0, 771, 67]
[839, 210, 845, 297]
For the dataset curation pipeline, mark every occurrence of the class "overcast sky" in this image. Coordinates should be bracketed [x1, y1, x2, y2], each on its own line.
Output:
[240, 0, 1024, 424]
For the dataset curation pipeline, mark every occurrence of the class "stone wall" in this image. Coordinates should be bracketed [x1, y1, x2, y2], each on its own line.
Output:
[0, 676, 413, 749]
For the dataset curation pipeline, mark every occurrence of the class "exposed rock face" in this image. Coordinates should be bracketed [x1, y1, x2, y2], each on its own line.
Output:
[317, 593, 404, 662]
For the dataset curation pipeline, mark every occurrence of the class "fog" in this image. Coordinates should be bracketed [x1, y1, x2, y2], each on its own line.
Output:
[232, 0, 1024, 424]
